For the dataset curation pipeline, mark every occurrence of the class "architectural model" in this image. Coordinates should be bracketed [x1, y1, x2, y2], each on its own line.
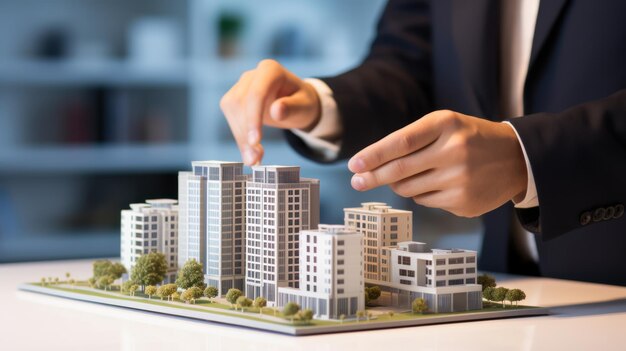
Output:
[20, 160, 546, 335]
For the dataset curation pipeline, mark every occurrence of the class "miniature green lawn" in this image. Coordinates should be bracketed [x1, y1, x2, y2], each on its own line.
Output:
[29, 282, 539, 327]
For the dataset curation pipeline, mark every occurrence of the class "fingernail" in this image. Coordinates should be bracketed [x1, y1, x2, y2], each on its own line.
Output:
[248, 130, 260, 145]
[243, 148, 258, 165]
[271, 102, 284, 121]
[351, 175, 366, 191]
[348, 157, 366, 173]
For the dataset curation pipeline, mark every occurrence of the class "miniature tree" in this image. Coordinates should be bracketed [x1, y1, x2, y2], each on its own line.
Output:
[412, 298, 428, 314]
[176, 259, 205, 290]
[145, 285, 157, 299]
[387, 311, 395, 319]
[492, 287, 509, 308]
[40, 277, 46, 286]
[129, 284, 139, 296]
[204, 286, 218, 303]
[87, 277, 97, 288]
[97, 276, 114, 291]
[93, 260, 126, 281]
[253, 297, 267, 313]
[225, 288, 243, 308]
[283, 302, 300, 323]
[236, 296, 252, 312]
[505, 289, 526, 307]
[339, 314, 346, 323]
[483, 286, 496, 305]
[156, 285, 167, 300]
[131, 253, 168, 291]
[365, 286, 382, 306]
[54, 277, 59, 285]
[366, 311, 373, 321]
[157, 284, 178, 301]
[299, 309, 314, 323]
[181, 289, 194, 304]
[65, 272, 71, 282]
[171, 292, 180, 301]
[477, 274, 497, 292]
[68, 278, 75, 288]
[186, 286, 203, 304]
[356, 310, 366, 322]
[121, 280, 134, 294]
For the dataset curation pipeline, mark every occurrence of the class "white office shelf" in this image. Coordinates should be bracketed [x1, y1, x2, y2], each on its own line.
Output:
[0, 60, 190, 87]
[0, 144, 193, 173]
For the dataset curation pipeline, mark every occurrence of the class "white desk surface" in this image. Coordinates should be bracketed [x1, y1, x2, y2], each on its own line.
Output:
[3, 259, 626, 351]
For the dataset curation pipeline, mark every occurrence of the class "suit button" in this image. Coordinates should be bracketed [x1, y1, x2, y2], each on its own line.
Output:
[603, 206, 615, 220]
[615, 204, 625, 219]
[580, 211, 592, 226]
[592, 208, 605, 222]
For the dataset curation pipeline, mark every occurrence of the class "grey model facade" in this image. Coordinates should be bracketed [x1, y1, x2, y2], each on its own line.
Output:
[178, 161, 247, 295]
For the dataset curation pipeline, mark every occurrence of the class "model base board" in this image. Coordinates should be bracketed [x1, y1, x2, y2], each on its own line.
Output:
[19, 283, 549, 336]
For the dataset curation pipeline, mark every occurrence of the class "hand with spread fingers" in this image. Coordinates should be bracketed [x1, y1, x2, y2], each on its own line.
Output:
[348, 110, 529, 217]
[220, 59, 322, 166]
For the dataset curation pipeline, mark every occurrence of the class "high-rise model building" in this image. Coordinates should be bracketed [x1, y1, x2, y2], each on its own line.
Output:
[178, 161, 247, 295]
[344, 202, 412, 283]
[245, 165, 320, 304]
[278, 225, 364, 319]
[121, 199, 179, 283]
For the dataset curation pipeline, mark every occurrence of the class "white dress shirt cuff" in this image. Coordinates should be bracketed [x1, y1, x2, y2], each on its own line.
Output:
[503, 121, 539, 208]
[289, 78, 343, 161]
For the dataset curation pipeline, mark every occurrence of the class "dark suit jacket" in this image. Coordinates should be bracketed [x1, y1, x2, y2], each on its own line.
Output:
[286, 0, 626, 285]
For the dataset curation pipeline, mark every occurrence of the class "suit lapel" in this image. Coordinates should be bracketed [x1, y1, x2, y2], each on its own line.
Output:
[529, 0, 570, 69]
[451, 0, 500, 119]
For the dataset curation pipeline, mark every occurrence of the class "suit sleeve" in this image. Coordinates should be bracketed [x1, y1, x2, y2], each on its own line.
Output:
[285, 0, 434, 162]
[509, 90, 626, 240]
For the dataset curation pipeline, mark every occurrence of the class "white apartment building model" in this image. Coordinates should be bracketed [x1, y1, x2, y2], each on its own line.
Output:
[120, 199, 179, 283]
[245, 165, 320, 304]
[121, 161, 482, 319]
[178, 161, 247, 295]
[382, 242, 482, 313]
[277, 225, 364, 320]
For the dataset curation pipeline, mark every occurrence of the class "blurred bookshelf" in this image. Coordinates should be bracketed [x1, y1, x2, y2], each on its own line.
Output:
[0, 0, 483, 263]
[0, 0, 392, 262]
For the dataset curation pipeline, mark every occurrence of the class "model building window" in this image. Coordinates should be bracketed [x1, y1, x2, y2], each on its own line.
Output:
[449, 268, 464, 275]
[436, 280, 446, 287]
[400, 279, 411, 285]
[467, 256, 476, 263]
[466, 267, 476, 274]
[408, 270, 415, 277]
[338, 240, 344, 246]
[466, 278, 476, 284]
[448, 257, 464, 264]
[437, 270, 446, 276]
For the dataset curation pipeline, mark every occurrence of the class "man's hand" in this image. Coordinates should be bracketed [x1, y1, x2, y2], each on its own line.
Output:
[220, 59, 322, 165]
[348, 110, 528, 217]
